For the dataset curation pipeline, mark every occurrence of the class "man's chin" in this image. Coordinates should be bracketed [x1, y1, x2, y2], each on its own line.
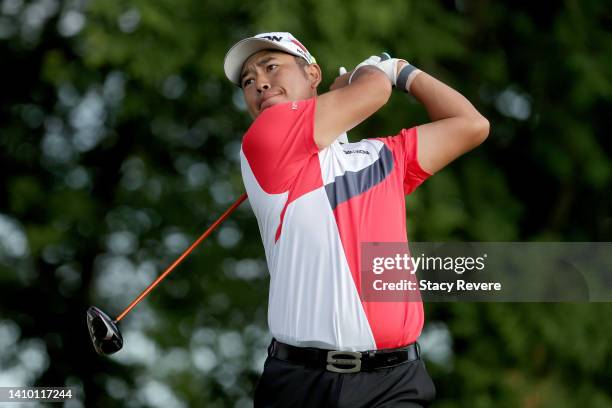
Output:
[259, 98, 285, 112]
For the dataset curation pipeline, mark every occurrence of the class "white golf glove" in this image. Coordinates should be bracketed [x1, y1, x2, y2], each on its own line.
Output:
[348, 55, 384, 84]
[348, 54, 402, 87]
[375, 58, 401, 86]
[349, 54, 422, 93]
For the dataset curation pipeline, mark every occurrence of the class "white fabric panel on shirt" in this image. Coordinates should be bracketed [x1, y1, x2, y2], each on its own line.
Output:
[318, 139, 385, 185]
[240, 147, 377, 351]
[240, 150, 288, 263]
[268, 187, 376, 351]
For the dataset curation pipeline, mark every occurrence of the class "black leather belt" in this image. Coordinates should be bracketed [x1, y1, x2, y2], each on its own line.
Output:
[268, 338, 420, 373]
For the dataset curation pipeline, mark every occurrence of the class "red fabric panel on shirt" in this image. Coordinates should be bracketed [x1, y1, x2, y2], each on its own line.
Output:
[242, 98, 322, 241]
[241, 98, 320, 195]
[380, 127, 432, 195]
[333, 127, 430, 349]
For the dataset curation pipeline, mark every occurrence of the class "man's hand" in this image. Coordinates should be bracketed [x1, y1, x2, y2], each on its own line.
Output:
[346, 54, 419, 92]
[331, 53, 405, 91]
[348, 55, 389, 84]
[329, 66, 352, 91]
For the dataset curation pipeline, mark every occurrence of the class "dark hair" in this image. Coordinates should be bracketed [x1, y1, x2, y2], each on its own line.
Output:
[294, 56, 310, 79]
[294, 56, 308, 67]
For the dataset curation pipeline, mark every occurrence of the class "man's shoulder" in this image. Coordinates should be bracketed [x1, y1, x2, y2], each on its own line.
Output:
[243, 98, 317, 147]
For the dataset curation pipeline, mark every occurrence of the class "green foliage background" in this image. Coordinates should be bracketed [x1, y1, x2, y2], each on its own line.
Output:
[1, 0, 611, 406]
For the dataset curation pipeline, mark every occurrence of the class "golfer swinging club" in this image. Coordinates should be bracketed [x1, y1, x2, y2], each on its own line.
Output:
[223, 32, 489, 407]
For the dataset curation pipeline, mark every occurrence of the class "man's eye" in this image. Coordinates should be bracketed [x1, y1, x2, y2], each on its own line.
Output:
[242, 78, 254, 87]
[267, 64, 278, 71]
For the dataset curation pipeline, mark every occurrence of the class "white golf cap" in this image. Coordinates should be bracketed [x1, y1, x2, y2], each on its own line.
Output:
[224, 32, 316, 86]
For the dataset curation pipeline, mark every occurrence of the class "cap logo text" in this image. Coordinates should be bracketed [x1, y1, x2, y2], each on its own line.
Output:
[262, 35, 283, 42]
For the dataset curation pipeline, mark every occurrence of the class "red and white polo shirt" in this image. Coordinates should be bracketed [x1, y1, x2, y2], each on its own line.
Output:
[240, 97, 431, 351]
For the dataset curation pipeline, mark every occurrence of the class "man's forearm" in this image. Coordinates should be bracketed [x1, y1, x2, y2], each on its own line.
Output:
[328, 55, 489, 173]
[395, 61, 489, 173]
[408, 70, 485, 122]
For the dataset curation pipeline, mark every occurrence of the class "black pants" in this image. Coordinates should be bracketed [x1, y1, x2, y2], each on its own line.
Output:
[254, 352, 436, 407]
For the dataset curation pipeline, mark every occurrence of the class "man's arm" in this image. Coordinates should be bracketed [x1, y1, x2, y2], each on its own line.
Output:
[407, 67, 490, 174]
[314, 66, 392, 150]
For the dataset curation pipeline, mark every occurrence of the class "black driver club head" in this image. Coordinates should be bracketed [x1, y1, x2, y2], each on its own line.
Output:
[86, 306, 123, 355]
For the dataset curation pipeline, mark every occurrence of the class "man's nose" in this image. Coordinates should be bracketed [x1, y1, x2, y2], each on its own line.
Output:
[257, 81, 270, 93]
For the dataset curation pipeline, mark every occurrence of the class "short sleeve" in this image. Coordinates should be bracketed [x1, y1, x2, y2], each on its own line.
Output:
[381, 127, 432, 195]
[241, 98, 319, 194]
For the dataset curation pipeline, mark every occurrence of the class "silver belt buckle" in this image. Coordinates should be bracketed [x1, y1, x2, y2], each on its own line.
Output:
[326, 351, 362, 373]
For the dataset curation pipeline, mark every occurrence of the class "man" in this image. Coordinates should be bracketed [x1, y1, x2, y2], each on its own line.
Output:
[223, 32, 488, 407]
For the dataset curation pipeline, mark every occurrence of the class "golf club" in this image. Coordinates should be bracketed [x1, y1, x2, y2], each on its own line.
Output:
[87, 193, 247, 355]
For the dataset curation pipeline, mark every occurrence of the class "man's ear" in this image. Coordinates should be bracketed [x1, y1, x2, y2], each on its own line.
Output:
[305, 64, 323, 89]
